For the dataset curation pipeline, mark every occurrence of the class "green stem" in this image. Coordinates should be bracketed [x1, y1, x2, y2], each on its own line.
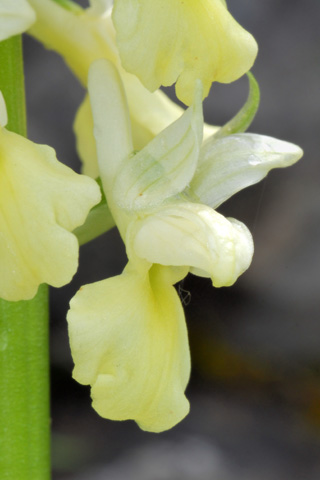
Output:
[0, 37, 51, 480]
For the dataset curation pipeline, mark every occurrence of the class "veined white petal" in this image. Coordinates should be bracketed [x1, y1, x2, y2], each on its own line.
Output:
[190, 133, 303, 208]
[112, 81, 203, 210]
[73, 86, 187, 180]
[67, 263, 190, 432]
[0, 0, 36, 41]
[130, 202, 254, 287]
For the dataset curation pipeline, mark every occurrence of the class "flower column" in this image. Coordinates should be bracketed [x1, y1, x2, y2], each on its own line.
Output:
[0, 37, 50, 480]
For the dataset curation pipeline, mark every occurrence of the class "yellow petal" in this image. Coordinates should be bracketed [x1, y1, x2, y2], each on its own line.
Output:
[112, 0, 258, 105]
[28, 1, 216, 176]
[0, 128, 101, 301]
[73, 95, 99, 178]
[67, 263, 190, 432]
[28, 0, 118, 86]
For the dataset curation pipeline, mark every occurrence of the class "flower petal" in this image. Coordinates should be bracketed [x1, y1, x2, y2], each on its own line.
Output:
[0, 128, 101, 301]
[74, 87, 185, 179]
[130, 202, 254, 287]
[28, 0, 118, 85]
[112, 81, 203, 210]
[67, 264, 190, 432]
[88, 59, 133, 189]
[0, 0, 36, 41]
[189, 133, 304, 208]
[112, 0, 258, 105]
[74, 95, 99, 178]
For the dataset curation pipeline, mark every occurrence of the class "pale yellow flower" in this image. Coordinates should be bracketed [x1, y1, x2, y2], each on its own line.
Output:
[67, 60, 302, 432]
[28, 0, 213, 179]
[0, 93, 101, 301]
[112, 0, 258, 105]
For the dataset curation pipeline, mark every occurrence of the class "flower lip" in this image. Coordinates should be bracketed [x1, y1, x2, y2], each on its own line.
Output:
[67, 264, 191, 433]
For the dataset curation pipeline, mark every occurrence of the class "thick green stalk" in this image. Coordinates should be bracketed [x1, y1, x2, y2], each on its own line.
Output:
[0, 37, 50, 480]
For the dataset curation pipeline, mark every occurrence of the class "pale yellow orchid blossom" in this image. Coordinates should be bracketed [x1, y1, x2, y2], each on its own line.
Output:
[27, 0, 218, 179]
[67, 60, 302, 432]
[0, 0, 35, 41]
[0, 92, 101, 302]
[112, 0, 258, 105]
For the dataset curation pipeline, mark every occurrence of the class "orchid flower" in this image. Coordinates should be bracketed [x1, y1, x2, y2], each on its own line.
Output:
[112, 0, 258, 105]
[0, 92, 101, 301]
[27, 0, 215, 179]
[67, 60, 303, 432]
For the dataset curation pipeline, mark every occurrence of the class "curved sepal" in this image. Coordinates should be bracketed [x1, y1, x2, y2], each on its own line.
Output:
[189, 133, 303, 209]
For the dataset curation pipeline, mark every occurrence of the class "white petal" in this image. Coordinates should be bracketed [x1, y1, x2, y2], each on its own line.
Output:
[112, 81, 203, 210]
[0, 0, 36, 41]
[88, 59, 133, 188]
[190, 133, 303, 208]
[130, 202, 254, 287]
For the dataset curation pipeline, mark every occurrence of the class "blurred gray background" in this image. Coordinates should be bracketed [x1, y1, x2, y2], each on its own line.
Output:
[23, 0, 320, 479]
